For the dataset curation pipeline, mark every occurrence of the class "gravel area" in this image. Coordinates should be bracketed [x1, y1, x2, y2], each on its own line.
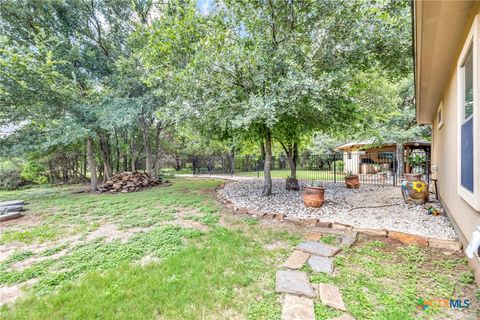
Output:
[218, 179, 458, 240]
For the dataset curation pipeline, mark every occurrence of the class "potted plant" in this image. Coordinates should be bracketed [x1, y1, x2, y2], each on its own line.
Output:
[285, 175, 300, 191]
[303, 181, 325, 208]
[344, 171, 360, 189]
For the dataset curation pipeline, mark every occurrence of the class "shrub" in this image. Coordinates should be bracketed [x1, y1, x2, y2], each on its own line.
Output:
[333, 160, 344, 172]
[0, 166, 23, 190]
[21, 160, 48, 185]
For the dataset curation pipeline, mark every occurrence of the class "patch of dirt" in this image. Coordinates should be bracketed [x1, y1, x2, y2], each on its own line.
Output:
[85, 224, 151, 243]
[0, 212, 42, 228]
[263, 240, 290, 251]
[0, 279, 37, 306]
[162, 220, 210, 232]
[137, 255, 161, 267]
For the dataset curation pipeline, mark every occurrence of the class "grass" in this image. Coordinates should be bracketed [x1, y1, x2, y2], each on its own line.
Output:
[0, 178, 478, 319]
[231, 169, 344, 181]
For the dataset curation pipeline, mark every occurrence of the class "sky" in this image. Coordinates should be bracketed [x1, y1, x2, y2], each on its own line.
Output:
[197, 0, 214, 15]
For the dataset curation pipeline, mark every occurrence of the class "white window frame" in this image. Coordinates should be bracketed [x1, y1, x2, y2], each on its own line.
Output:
[457, 15, 480, 210]
[437, 100, 444, 129]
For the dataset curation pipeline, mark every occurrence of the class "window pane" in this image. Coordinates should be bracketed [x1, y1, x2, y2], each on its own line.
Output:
[461, 117, 474, 192]
[464, 48, 474, 119]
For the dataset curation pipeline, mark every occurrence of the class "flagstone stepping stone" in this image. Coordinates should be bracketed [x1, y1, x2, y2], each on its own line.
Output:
[284, 250, 310, 270]
[1, 205, 23, 213]
[281, 294, 315, 320]
[319, 283, 346, 311]
[297, 241, 341, 257]
[330, 314, 356, 320]
[308, 255, 334, 274]
[0, 212, 22, 222]
[304, 232, 322, 241]
[276, 270, 316, 298]
[341, 231, 358, 248]
[0, 200, 24, 207]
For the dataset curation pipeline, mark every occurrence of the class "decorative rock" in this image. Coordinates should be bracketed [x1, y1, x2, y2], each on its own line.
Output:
[316, 227, 345, 235]
[330, 314, 356, 320]
[275, 213, 285, 220]
[332, 222, 353, 231]
[0, 212, 22, 222]
[276, 270, 316, 298]
[308, 255, 334, 274]
[284, 250, 310, 270]
[318, 283, 347, 311]
[388, 231, 428, 247]
[352, 227, 387, 236]
[0, 200, 24, 207]
[281, 294, 315, 320]
[297, 241, 341, 257]
[316, 221, 332, 228]
[304, 233, 322, 241]
[300, 218, 318, 226]
[0, 205, 23, 213]
[428, 238, 463, 251]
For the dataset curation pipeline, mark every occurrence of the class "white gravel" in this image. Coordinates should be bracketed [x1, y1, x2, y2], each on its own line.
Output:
[218, 179, 458, 240]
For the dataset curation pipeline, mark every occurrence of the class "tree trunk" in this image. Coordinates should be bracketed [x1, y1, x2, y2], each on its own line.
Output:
[141, 117, 154, 177]
[86, 137, 97, 193]
[396, 143, 404, 177]
[262, 128, 273, 197]
[97, 131, 112, 181]
[284, 141, 300, 191]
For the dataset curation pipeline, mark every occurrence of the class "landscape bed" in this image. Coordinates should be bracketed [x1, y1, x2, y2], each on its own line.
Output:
[218, 179, 457, 240]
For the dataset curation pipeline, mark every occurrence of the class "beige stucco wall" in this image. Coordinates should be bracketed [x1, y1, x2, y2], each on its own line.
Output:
[431, 4, 480, 284]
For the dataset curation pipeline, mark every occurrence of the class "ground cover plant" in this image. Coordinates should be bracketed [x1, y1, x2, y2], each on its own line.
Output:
[0, 178, 477, 319]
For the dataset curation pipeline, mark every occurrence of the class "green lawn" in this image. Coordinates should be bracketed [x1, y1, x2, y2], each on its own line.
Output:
[0, 178, 478, 319]
[194, 169, 345, 181]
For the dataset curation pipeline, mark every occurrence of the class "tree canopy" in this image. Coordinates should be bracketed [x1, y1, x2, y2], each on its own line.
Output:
[0, 0, 423, 195]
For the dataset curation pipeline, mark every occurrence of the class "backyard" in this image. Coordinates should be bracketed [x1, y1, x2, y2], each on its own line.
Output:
[0, 178, 478, 319]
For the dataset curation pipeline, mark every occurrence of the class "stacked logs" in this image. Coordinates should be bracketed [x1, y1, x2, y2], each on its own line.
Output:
[97, 172, 164, 193]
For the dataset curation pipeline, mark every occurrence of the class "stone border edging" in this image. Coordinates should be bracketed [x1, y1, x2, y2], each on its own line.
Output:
[215, 183, 463, 252]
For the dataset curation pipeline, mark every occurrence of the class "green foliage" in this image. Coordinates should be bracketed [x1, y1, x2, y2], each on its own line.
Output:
[20, 160, 47, 185]
[0, 166, 23, 190]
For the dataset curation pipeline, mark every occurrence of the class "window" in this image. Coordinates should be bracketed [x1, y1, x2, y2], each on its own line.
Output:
[438, 101, 444, 129]
[461, 46, 474, 193]
[457, 16, 480, 210]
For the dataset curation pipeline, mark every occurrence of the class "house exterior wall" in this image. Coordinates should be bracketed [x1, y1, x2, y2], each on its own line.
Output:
[342, 151, 361, 174]
[430, 4, 480, 284]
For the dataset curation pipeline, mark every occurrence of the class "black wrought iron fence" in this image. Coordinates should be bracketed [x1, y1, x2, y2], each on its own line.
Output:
[186, 150, 430, 186]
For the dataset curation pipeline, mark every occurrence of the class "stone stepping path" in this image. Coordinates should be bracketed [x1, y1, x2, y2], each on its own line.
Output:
[341, 231, 358, 248]
[278, 231, 357, 320]
[281, 294, 315, 320]
[276, 270, 316, 298]
[318, 283, 347, 311]
[284, 250, 310, 270]
[308, 255, 334, 275]
[297, 241, 341, 257]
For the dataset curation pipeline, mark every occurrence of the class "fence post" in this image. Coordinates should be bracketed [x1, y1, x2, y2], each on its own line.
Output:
[393, 158, 397, 186]
[257, 159, 260, 178]
[333, 153, 337, 183]
[426, 151, 430, 183]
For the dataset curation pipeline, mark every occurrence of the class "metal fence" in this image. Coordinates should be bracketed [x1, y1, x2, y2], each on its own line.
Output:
[187, 150, 430, 186]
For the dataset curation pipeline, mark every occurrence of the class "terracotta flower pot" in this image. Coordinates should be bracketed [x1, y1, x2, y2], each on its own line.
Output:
[285, 177, 300, 191]
[303, 186, 325, 208]
[345, 175, 360, 189]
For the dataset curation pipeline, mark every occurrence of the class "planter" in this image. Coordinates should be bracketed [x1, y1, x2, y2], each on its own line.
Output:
[401, 173, 429, 205]
[303, 186, 325, 208]
[285, 177, 300, 191]
[345, 175, 360, 189]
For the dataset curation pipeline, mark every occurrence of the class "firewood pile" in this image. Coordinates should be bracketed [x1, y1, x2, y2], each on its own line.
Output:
[97, 172, 164, 193]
